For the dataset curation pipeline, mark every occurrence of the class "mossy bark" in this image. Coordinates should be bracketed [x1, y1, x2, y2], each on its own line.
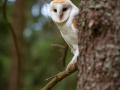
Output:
[76, 0, 120, 90]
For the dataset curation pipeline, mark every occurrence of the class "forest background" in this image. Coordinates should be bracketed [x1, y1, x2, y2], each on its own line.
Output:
[0, 0, 78, 90]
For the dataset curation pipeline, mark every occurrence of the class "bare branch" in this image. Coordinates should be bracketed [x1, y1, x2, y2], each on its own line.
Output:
[46, 75, 58, 81]
[51, 44, 65, 49]
[62, 45, 68, 67]
[2, 0, 21, 63]
[51, 44, 68, 67]
[2, 0, 21, 89]
[41, 65, 77, 90]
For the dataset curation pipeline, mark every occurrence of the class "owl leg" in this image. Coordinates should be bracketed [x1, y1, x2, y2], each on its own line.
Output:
[66, 49, 79, 74]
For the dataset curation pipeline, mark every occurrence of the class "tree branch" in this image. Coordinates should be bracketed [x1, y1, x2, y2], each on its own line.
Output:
[2, 0, 21, 89]
[41, 65, 77, 90]
[2, 0, 21, 64]
[62, 45, 68, 67]
[2, 0, 21, 61]
[51, 44, 65, 49]
[51, 44, 68, 67]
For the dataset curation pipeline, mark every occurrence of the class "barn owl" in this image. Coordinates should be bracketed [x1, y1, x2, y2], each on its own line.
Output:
[49, 0, 79, 73]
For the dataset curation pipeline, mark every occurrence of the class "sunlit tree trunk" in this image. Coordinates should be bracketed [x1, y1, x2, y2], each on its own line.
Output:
[9, 0, 25, 90]
[77, 0, 120, 90]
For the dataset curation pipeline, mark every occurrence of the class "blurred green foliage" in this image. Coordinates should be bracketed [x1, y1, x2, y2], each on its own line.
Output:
[0, 0, 78, 90]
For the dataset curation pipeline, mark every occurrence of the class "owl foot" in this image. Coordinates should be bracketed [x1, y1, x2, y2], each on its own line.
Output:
[66, 61, 77, 74]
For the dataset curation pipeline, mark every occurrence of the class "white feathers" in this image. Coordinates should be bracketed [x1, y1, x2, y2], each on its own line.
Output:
[49, 0, 79, 73]
[49, 3, 72, 23]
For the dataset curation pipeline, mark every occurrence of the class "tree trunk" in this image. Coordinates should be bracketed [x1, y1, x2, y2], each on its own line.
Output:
[9, 0, 25, 90]
[77, 0, 120, 90]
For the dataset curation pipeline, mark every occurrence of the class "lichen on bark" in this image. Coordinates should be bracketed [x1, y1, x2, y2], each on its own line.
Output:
[76, 0, 120, 90]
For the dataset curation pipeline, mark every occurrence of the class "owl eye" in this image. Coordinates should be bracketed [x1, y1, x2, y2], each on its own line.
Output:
[63, 8, 67, 11]
[53, 9, 57, 12]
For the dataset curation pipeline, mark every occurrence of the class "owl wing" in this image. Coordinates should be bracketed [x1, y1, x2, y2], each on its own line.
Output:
[72, 15, 79, 32]
[60, 31, 75, 54]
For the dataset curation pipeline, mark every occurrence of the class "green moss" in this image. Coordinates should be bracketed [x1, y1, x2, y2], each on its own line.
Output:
[115, 57, 120, 61]
[82, 8, 89, 13]
[116, 51, 120, 56]
[106, 51, 111, 56]
[117, 16, 120, 21]
[91, 0, 95, 6]
[87, 66, 91, 72]
[113, 72, 118, 78]
[92, 82, 96, 87]
[115, 10, 120, 16]
[89, 2, 104, 9]
[82, 21, 85, 27]
[105, 12, 112, 16]
[105, 62, 111, 69]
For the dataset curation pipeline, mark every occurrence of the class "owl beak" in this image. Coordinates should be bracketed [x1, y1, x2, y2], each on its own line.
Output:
[59, 14, 63, 20]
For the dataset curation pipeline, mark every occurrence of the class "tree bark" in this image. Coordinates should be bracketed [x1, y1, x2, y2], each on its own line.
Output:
[9, 0, 25, 90]
[77, 0, 120, 90]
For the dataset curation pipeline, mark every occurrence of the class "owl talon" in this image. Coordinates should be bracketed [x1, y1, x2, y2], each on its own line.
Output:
[66, 62, 76, 74]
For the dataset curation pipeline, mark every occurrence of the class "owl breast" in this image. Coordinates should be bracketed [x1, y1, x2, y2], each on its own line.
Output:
[58, 25, 78, 54]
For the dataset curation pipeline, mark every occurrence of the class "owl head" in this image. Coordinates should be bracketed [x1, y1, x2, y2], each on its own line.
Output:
[49, 0, 73, 23]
